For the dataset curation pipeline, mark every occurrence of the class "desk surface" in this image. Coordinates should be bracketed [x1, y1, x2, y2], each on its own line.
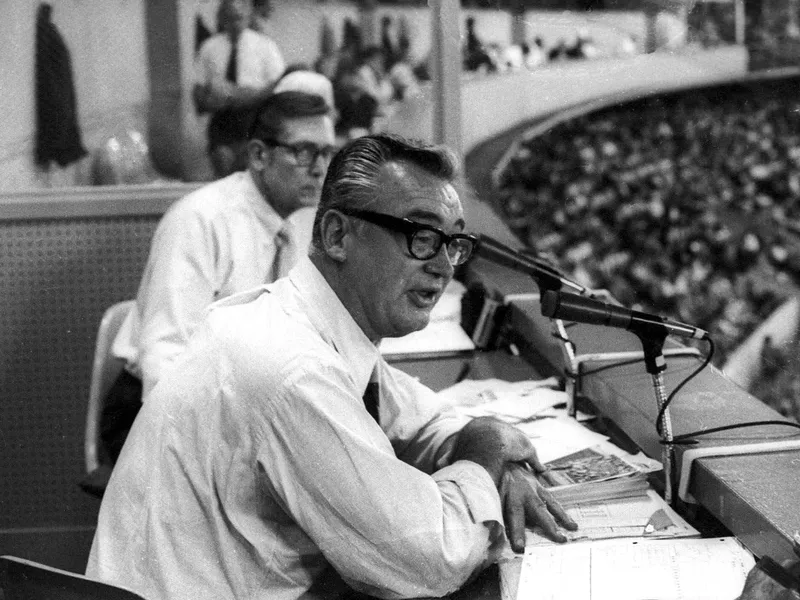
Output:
[466, 258, 800, 564]
[390, 350, 543, 393]
[393, 318, 800, 599]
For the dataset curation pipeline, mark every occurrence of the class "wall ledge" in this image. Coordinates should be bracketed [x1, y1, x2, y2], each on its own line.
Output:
[0, 183, 200, 221]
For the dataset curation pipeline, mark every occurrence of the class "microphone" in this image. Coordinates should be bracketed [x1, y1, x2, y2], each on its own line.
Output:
[475, 235, 587, 294]
[540, 289, 709, 341]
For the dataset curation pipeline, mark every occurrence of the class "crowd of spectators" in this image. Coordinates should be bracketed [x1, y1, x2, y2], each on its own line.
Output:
[313, 15, 422, 141]
[494, 76, 800, 421]
[690, 0, 800, 70]
[462, 16, 636, 75]
[189, 10, 649, 147]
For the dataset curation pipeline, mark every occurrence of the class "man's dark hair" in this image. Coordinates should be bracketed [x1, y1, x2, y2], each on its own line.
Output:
[311, 133, 459, 253]
[248, 91, 329, 142]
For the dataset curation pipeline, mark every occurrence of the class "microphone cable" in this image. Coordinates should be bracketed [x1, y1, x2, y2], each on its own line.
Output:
[549, 303, 800, 443]
[647, 337, 800, 444]
[655, 336, 715, 440]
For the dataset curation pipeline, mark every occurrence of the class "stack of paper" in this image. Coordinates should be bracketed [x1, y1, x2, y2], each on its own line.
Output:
[548, 473, 651, 507]
[543, 446, 659, 507]
[443, 377, 755, 600]
[545, 446, 643, 486]
[525, 490, 698, 546]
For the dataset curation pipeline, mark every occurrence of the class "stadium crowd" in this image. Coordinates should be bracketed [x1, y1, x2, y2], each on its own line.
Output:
[495, 76, 800, 421]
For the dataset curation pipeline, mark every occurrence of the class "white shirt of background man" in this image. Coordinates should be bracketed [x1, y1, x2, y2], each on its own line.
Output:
[112, 170, 314, 400]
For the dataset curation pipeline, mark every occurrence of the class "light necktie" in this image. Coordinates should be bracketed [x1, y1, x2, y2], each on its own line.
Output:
[272, 223, 297, 281]
[225, 36, 238, 84]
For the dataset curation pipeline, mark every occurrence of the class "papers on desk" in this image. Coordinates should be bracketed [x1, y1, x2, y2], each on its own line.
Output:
[438, 378, 660, 469]
[525, 490, 698, 546]
[545, 446, 642, 487]
[542, 446, 661, 509]
[515, 417, 611, 464]
[517, 536, 754, 600]
[442, 377, 748, 600]
[547, 473, 652, 507]
[439, 378, 565, 415]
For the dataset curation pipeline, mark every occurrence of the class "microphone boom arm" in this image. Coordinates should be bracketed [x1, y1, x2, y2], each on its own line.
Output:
[475, 235, 587, 294]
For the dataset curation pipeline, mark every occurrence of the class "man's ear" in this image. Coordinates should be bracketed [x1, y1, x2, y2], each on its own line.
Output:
[247, 139, 269, 168]
[319, 210, 350, 262]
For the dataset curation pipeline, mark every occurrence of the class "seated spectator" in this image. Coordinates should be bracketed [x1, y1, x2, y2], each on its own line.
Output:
[95, 92, 335, 479]
[464, 16, 495, 73]
[86, 133, 577, 599]
[388, 38, 421, 101]
[333, 64, 380, 141]
[380, 14, 400, 72]
[617, 34, 639, 56]
[564, 29, 599, 60]
[334, 46, 394, 140]
[193, 0, 285, 178]
[354, 45, 395, 115]
[548, 38, 569, 62]
[523, 37, 547, 69]
[500, 44, 525, 71]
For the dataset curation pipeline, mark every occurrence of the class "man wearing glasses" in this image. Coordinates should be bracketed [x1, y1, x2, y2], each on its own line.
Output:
[88, 134, 577, 599]
[91, 91, 337, 490]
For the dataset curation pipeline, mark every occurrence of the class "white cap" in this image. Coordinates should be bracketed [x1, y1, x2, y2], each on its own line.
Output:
[273, 71, 335, 111]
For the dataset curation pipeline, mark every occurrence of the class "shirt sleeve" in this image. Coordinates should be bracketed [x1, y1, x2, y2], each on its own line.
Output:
[136, 204, 219, 399]
[380, 362, 471, 474]
[248, 358, 505, 599]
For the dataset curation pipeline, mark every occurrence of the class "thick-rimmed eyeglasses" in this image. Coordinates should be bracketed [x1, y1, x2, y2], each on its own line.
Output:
[261, 139, 337, 167]
[340, 209, 477, 266]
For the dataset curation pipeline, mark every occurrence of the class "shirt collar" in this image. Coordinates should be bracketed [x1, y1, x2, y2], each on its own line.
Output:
[289, 258, 380, 393]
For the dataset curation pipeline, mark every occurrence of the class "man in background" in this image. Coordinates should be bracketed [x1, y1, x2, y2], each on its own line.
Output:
[88, 92, 335, 488]
[194, 0, 285, 177]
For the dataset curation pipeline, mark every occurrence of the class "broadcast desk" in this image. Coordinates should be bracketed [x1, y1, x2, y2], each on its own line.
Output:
[386, 257, 800, 600]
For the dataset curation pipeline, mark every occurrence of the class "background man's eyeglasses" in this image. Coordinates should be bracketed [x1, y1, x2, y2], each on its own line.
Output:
[261, 140, 337, 166]
[341, 208, 477, 266]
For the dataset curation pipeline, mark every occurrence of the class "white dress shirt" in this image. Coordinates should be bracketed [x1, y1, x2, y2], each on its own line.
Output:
[88, 258, 505, 600]
[112, 170, 314, 399]
[194, 28, 285, 89]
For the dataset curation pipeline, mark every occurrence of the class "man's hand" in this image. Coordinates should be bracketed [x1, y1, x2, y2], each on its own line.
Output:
[500, 463, 577, 552]
[451, 417, 539, 486]
[451, 417, 578, 552]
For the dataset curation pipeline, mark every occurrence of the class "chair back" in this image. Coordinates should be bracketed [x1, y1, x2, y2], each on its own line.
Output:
[0, 555, 147, 600]
[84, 300, 135, 475]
